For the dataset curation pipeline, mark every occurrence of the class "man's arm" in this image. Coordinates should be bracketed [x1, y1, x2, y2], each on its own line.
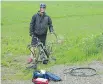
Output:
[48, 16, 54, 33]
[30, 14, 36, 36]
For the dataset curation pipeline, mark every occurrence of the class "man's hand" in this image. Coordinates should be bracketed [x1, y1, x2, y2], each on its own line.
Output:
[31, 35, 34, 37]
[50, 32, 54, 34]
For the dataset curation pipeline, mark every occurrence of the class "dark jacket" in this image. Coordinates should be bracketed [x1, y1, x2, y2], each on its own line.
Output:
[30, 11, 54, 36]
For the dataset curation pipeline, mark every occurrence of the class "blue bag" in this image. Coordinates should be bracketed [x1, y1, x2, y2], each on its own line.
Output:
[33, 71, 43, 78]
[46, 72, 62, 81]
[33, 71, 49, 80]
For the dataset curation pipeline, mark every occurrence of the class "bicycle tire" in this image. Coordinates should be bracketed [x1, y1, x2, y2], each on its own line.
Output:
[35, 45, 43, 63]
[64, 67, 97, 77]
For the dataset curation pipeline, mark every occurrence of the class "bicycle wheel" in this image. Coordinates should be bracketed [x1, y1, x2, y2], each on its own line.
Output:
[35, 45, 44, 62]
[64, 67, 97, 77]
[46, 44, 57, 62]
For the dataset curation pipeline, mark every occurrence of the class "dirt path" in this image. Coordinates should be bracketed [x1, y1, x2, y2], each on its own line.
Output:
[49, 61, 103, 84]
[1, 61, 103, 84]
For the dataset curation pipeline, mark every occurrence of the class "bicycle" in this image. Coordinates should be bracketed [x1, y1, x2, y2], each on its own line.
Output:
[27, 33, 57, 69]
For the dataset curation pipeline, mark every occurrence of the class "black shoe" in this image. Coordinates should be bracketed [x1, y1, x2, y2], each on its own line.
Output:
[43, 60, 49, 64]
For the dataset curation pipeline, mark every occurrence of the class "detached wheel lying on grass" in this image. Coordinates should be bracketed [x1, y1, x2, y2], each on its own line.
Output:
[63, 67, 97, 77]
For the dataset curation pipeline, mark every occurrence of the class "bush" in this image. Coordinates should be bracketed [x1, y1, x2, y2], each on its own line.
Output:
[95, 34, 103, 52]
[80, 34, 103, 56]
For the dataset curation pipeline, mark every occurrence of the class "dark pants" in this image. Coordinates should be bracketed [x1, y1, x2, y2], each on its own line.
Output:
[31, 34, 47, 46]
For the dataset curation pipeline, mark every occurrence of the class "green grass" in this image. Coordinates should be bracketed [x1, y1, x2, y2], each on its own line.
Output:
[1, 1, 103, 80]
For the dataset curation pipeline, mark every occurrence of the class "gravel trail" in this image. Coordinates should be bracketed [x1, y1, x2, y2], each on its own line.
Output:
[1, 61, 103, 84]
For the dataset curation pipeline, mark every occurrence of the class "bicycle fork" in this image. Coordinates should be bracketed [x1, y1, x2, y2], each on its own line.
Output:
[40, 45, 49, 59]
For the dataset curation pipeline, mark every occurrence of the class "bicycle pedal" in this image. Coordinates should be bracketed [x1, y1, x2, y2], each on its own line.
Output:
[26, 64, 37, 69]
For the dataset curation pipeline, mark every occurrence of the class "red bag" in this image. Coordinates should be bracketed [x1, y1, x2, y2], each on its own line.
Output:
[32, 78, 49, 84]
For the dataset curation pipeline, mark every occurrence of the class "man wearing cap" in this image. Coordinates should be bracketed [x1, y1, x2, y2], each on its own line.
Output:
[28, 3, 54, 63]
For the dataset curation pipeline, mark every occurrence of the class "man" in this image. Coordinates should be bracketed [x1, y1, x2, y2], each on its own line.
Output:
[28, 3, 54, 63]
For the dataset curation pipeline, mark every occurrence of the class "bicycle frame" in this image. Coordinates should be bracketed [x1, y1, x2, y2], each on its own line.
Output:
[28, 37, 50, 64]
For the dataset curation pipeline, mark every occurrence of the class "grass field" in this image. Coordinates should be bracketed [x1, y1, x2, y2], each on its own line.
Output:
[1, 1, 103, 80]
